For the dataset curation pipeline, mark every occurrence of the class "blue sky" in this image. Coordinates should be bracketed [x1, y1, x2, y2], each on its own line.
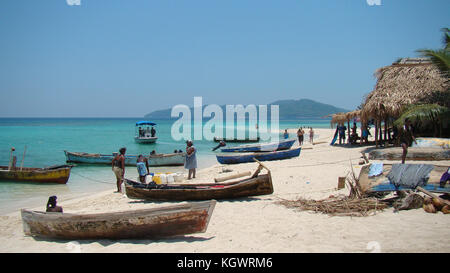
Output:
[0, 0, 448, 117]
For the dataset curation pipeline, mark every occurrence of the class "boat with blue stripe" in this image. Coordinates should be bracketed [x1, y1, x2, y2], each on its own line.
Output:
[216, 147, 301, 164]
[220, 139, 296, 153]
[64, 151, 185, 167]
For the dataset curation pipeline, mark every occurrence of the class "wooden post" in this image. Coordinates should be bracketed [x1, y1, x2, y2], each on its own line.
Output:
[20, 145, 27, 171]
[215, 171, 251, 183]
[375, 119, 379, 147]
[8, 147, 15, 170]
[378, 120, 383, 143]
[347, 120, 350, 144]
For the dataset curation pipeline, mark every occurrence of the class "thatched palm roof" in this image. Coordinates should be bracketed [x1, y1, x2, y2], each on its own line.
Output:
[331, 110, 361, 126]
[361, 59, 449, 120]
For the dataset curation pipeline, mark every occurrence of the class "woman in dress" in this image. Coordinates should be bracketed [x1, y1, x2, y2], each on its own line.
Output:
[185, 141, 197, 180]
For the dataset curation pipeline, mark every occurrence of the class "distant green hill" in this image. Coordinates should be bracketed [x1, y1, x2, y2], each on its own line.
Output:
[144, 99, 350, 120]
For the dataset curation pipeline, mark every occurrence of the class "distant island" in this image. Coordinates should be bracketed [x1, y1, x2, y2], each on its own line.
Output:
[144, 99, 350, 120]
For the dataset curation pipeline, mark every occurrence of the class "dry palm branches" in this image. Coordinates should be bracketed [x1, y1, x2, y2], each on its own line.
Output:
[277, 163, 388, 217]
[278, 195, 387, 217]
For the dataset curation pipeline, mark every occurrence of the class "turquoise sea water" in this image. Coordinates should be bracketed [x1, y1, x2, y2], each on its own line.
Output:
[0, 118, 332, 214]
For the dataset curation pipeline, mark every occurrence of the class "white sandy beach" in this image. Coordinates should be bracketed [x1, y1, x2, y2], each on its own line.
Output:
[1, 128, 449, 253]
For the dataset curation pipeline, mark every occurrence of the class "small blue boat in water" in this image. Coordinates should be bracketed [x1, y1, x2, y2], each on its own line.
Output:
[216, 147, 301, 164]
[220, 139, 296, 153]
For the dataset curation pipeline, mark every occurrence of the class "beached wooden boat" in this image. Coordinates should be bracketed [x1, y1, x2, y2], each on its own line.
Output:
[368, 147, 450, 161]
[64, 151, 185, 166]
[358, 163, 450, 194]
[220, 139, 296, 153]
[216, 147, 301, 164]
[0, 165, 72, 184]
[214, 136, 260, 143]
[125, 161, 273, 201]
[21, 200, 216, 240]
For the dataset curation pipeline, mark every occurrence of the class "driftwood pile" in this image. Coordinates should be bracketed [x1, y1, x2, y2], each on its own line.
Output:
[278, 195, 387, 217]
[277, 167, 388, 217]
[277, 162, 449, 217]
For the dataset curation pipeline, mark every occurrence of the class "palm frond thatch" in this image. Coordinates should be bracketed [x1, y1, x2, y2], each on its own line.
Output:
[361, 62, 450, 120]
[393, 104, 450, 127]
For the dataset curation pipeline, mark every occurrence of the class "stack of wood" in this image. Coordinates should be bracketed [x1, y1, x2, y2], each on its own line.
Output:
[423, 196, 450, 214]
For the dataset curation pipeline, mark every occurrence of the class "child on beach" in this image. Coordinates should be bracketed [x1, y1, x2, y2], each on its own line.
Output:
[136, 155, 149, 183]
[309, 127, 314, 144]
[284, 129, 289, 139]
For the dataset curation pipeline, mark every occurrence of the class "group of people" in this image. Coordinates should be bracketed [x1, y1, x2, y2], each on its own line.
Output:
[138, 126, 156, 138]
[111, 141, 198, 193]
[295, 127, 314, 146]
[335, 119, 416, 164]
[335, 122, 372, 145]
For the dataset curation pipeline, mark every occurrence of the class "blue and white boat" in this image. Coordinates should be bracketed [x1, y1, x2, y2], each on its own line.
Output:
[220, 139, 296, 153]
[134, 121, 158, 144]
[216, 147, 301, 164]
[64, 151, 185, 167]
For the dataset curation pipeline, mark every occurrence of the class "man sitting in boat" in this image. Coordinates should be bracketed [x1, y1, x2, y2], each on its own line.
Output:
[46, 196, 63, 213]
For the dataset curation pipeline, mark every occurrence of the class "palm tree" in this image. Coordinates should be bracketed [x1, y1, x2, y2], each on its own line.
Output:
[417, 28, 450, 78]
[394, 104, 449, 137]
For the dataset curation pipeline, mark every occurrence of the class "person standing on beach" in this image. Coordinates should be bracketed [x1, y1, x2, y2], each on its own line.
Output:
[112, 147, 126, 193]
[399, 119, 417, 164]
[309, 127, 314, 144]
[297, 127, 304, 146]
[136, 155, 149, 183]
[185, 141, 197, 180]
[338, 124, 347, 145]
[283, 129, 289, 139]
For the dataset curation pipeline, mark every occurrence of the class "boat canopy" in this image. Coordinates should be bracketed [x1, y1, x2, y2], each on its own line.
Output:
[136, 121, 157, 126]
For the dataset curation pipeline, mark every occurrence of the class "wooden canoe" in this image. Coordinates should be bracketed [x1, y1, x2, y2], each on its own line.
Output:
[216, 147, 301, 164]
[125, 161, 273, 201]
[64, 151, 185, 166]
[21, 200, 216, 240]
[220, 139, 296, 153]
[214, 136, 260, 143]
[0, 165, 72, 184]
[368, 147, 450, 161]
[358, 163, 450, 194]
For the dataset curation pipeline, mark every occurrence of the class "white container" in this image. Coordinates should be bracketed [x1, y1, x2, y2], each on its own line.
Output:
[174, 173, 184, 182]
[159, 173, 167, 184]
[167, 174, 175, 183]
